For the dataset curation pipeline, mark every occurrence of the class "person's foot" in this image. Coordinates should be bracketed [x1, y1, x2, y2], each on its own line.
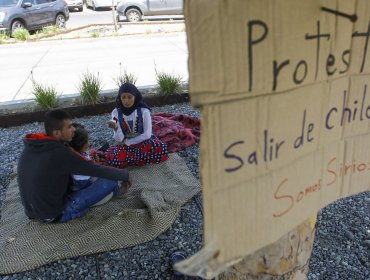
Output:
[116, 175, 132, 197]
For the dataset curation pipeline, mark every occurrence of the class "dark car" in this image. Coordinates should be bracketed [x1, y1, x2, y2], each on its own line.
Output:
[116, 0, 182, 22]
[0, 0, 69, 35]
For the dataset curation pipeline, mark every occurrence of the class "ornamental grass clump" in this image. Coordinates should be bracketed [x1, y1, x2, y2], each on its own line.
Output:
[113, 65, 138, 87]
[90, 30, 100, 38]
[12, 28, 30, 41]
[32, 80, 59, 109]
[0, 32, 10, 44]
[41, 25, 61, 36]
[78, 71, 102, 104]
[155, 68, 182, 96]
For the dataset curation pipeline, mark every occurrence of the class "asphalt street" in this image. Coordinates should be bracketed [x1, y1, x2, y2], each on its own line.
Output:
[0, 32, 188, 105]
[67, 8, 184, 28]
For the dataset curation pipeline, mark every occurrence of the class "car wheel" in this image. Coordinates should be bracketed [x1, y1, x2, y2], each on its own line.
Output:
[55, 14, 66, 28]
[126, 8, 141, 22]
[78, 6, 83, 11]
[11, 20, 25, 35]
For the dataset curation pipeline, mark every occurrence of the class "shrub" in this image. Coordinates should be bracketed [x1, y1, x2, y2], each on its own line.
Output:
[0, 32, 10, 43]
[77, 71, 102, 104]
[113, 68, 138, 87]
[32, 80, 59, 109]
[12, 28, 30, 41]
[155, 68, 182, 95]
[41, 25, 61, 36]
[90, 30, 100, 38]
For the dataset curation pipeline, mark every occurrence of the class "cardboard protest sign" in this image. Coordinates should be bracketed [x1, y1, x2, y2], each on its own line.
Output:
[183, 0, 370, 275]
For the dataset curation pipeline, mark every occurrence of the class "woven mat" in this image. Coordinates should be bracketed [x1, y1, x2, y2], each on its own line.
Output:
[0, 153, 200, 274]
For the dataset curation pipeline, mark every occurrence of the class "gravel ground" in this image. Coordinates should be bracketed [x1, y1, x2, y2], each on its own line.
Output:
[0, 102, 370, 279]
[0, 103, 202, 280]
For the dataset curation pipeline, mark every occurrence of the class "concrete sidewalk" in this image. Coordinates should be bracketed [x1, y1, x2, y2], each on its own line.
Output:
[0, 22, 188, 111]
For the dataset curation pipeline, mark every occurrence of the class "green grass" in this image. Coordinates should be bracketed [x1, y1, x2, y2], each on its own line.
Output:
[113, 69, 138, 87]
[155, 68, 182, 96]
[0, 32, 10, 44]
[77, 71, 102, 104]
[12, 28, 30, 41]
[32, 80, 59, 109]
[90, 30, 100, 38]
[41, 25, 62, 36]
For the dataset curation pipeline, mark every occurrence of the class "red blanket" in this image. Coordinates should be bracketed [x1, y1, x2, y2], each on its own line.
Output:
[152, 112, 201, 153]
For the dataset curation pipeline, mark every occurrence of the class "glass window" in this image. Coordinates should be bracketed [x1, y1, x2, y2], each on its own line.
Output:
[0, 0, 19, 7]
[36, 0, 49, 4]
[21, 0, 35, 5]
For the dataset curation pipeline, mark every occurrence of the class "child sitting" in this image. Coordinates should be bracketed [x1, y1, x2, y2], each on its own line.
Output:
[69, 123, 131, 205]
[69, 123, 97, 191]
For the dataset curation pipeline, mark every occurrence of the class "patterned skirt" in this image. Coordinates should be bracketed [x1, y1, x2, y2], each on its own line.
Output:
[101, 135, 168, 168]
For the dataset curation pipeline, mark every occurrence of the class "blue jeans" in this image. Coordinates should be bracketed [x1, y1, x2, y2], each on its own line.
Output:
[59, 178, 119, 223]
[71, 178, 93, 192]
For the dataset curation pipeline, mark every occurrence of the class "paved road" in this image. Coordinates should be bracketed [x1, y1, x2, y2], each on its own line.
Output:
[68, 8, 117, 28]
[0, 32, 188, 104]
[67, 8, 184, 29]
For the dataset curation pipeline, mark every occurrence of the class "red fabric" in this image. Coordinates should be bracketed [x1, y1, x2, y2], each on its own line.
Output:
[152, 113, 201, 153]
[25, 132, 55, 140]
[90, 136, 168, 168]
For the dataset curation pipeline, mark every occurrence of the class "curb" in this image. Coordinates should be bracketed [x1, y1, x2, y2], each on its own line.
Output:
[0, 20, 185, 44]
[0, 92, 190, 128]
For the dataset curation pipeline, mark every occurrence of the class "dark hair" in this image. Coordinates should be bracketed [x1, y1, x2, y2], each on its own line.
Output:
[69, 123, 88, 153]
[44, 109, 72, 136]
[115, 83, 150, 115]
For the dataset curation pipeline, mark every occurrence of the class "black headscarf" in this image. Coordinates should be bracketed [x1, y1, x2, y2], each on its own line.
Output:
[115, 83, 151, 116]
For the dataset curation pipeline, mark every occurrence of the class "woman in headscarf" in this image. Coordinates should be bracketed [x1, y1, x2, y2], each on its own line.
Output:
[102, 83, 169, 168]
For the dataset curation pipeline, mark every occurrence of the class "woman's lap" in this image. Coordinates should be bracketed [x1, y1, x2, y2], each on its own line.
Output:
[105, 136, 168, 168]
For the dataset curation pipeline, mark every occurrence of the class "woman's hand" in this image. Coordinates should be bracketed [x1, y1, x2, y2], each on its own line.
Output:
[107, 120, 118, 131]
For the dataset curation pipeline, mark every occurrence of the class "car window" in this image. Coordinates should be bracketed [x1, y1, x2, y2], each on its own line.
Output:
[0, 0, 19, 7]
[35, 0, 49, 4]
[21, 0, 36, 5]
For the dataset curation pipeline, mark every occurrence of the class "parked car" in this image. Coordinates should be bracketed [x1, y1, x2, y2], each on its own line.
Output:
[65, 0, 82, 11]
[85, 0, 117, 10]
[0, 0, 69, 35]
[116, 0, 182, 22]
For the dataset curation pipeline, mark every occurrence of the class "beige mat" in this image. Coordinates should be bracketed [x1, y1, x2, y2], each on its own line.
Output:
[0, 153, 200, 274]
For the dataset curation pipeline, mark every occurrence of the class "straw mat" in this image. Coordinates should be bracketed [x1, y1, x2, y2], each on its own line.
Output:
[0, 153, 200, 274]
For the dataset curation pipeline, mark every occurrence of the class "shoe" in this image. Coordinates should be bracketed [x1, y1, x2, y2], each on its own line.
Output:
[98, 142, 110, 152]
[170, 251, 186, 277]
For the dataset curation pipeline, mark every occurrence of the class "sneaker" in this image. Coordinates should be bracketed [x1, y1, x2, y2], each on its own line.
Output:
[170, 251, 186, 277]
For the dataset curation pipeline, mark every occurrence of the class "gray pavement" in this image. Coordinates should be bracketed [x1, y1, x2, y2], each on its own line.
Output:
[0, 25, 188, 109]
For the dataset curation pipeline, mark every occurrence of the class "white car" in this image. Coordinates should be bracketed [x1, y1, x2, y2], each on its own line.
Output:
[116, 0, 182, 22]
[85, 0, 117, 10]
[66, 0, 83, 11]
